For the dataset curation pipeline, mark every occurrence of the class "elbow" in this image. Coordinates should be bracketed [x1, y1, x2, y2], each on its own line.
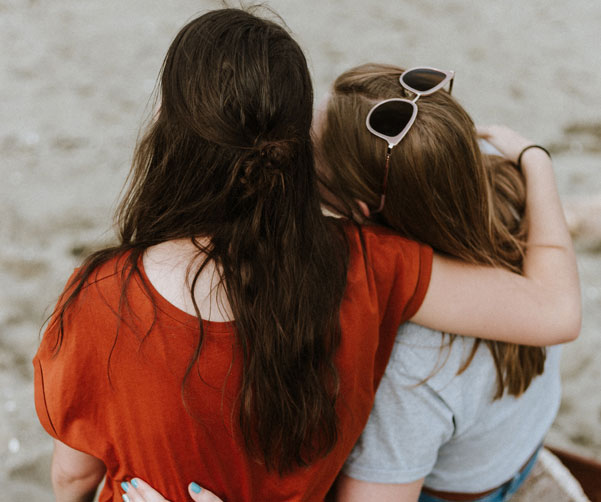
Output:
[564, 302, 582, 343]
[524, 292, 582, 346]
[550, 297, 582, 344]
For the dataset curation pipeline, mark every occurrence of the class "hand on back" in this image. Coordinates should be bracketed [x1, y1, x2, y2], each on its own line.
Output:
[122, 478, 224, 502]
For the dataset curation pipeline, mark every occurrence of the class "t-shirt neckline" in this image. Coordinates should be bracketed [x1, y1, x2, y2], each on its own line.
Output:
[136, 252, 236, 332]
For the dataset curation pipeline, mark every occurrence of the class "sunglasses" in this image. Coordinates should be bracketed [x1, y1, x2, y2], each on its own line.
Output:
[365, 67, 455, 213]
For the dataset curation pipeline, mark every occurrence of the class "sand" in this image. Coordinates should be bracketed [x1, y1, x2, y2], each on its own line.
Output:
[1, 0, 600, 500]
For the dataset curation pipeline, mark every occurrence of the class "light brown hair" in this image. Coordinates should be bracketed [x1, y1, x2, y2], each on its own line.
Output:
[317, 63, 545, 398]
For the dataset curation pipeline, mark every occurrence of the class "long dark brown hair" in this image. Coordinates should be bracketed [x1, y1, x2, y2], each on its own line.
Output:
[317, 63, 545, 398]
[51, 8, 348, 472]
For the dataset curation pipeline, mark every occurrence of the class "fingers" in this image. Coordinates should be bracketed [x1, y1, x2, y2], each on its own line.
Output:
[475, 125, 492, 138]
[120, 478, 226, 502]
[188, 482, 226, 502]
[121, 478, 170, 502]
[474, 125, 534, 164]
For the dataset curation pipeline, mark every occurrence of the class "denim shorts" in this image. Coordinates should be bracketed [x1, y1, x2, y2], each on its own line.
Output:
[418, 447, 541, 502]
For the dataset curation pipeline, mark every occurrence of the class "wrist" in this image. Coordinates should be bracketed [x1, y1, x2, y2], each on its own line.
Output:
[517, 144, 551, 169]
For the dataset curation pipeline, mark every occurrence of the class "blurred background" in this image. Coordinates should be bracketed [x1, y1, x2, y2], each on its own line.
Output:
[1, 0, 600, 499]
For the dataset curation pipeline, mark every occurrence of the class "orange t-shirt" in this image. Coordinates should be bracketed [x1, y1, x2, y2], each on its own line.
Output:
[34, 223, 432, 502]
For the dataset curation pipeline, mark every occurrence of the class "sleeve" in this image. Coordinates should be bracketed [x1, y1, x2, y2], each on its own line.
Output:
[363, 227, 433, 325]
[32, 269, 112, 458]
[393, 240, 433, 322]
[33, 351, 60, 440]
[342, 341, 454, 483]
[361, 227, 433, 386]
[33, 268, 80, 441]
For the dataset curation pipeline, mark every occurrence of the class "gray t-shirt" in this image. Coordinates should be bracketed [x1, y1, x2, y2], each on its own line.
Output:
[343, 323, 562, 492]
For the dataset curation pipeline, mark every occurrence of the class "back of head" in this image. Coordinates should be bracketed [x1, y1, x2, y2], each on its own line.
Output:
[317, 63, 544, 397]
[126, 8, 316, 242]
[318, 63, 526, 270]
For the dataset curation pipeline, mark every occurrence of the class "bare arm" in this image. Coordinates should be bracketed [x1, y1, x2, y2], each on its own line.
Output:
[51, 440, 106, 502]
[335, 475, 424, 502]
[412, 126, 581, 346]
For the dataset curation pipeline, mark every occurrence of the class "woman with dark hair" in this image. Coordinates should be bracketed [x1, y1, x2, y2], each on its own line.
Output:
[34, 9, 579, 502]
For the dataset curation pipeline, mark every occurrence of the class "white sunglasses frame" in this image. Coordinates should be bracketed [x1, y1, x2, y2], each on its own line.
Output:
[365, 67, 455, 213]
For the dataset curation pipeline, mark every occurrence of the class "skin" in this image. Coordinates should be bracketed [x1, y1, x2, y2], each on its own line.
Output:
[51, 441, 106, 502]
[121, 478, 222, 502]
[141, 238, 234, 322]
[49, 125, 580, 502]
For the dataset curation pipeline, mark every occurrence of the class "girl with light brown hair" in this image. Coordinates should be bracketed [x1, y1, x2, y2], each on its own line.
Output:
[319, 63, 563, 502]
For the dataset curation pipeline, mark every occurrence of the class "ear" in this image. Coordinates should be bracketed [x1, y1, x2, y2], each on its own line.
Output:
[356, 199, 371, 219]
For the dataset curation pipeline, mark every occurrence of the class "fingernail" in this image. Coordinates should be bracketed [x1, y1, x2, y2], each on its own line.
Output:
[131, 478, 139, 488]
[190, 482, 202, 494]
[122, 495, 130, 502]
[121, 482, 129, 492]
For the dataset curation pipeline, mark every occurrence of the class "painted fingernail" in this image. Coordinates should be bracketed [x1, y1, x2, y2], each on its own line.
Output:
[121, 482, 129, 492]
[131, 478, 139, 488]
[122, 495, 130, 502]
[190, 482, 202, 494]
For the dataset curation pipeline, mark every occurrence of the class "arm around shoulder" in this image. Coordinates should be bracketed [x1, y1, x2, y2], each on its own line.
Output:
[412, 252, 580, 346]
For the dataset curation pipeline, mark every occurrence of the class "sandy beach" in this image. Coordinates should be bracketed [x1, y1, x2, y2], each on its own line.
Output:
[1, 0, 600, 500]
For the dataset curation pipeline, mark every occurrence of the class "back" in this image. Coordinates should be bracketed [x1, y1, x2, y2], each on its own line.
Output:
[33, 224, 432, 501]
[343, 323, 561, 492]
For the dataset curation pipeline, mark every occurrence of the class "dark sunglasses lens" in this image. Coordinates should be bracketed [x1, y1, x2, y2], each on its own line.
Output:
[402, 68, 446, 92]
[369, 101, 414, 137]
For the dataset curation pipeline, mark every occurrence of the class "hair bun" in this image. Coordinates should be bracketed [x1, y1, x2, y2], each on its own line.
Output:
[258, 140, 294, 170]
[239, 139, 295, 195]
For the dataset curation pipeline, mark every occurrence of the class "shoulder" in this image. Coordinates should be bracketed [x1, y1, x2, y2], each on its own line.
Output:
[85, 251, 133, 288]
[67, 251, 136, 307]
[40, 251, 138, 350]
[33, 252, 135, 447]
[390, 323, 485, 386]
[339, 222, 434, 339]
[343, 222, 432, 287]
[389, 323, 450, 380]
